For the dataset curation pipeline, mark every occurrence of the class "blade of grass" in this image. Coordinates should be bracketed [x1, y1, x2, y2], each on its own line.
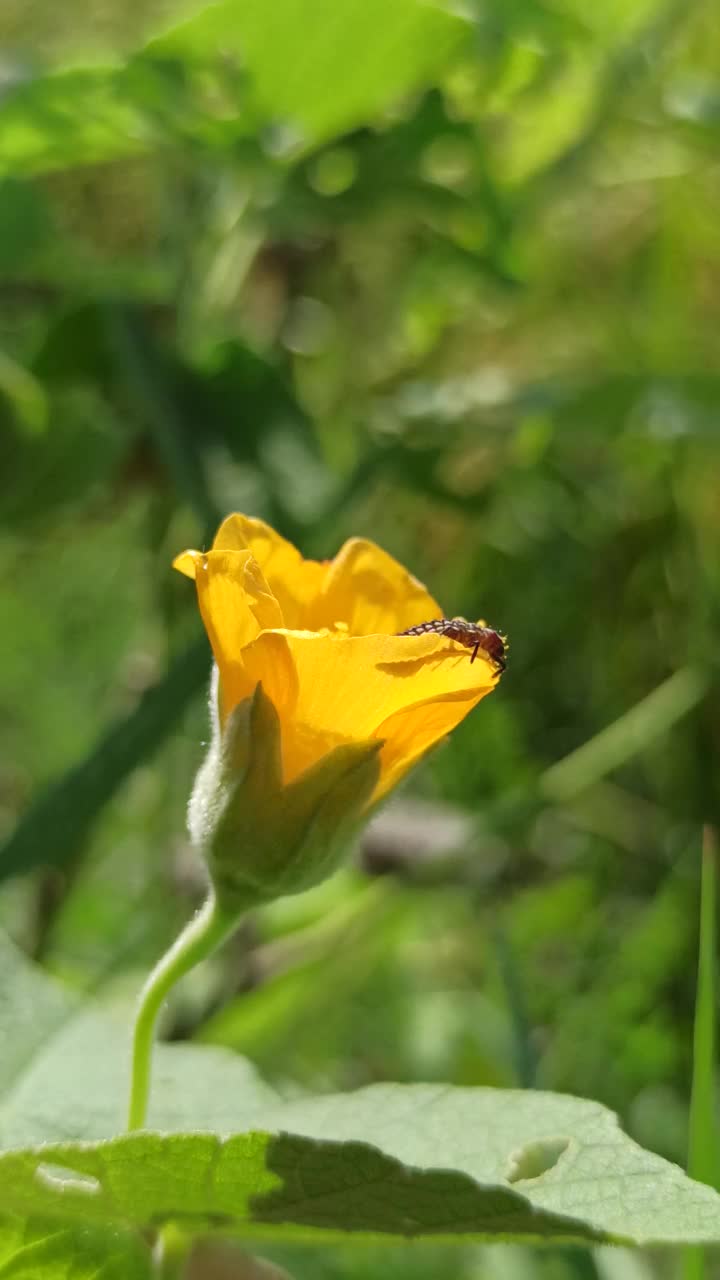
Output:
[491, 925, 537, 1090]
[0, 638, 209, 883]
[104, 306, 221, 539]
[684, 825, 718, 1280]
[541, 667, 708, 803]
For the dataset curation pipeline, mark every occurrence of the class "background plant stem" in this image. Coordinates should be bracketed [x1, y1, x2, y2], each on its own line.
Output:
[683, 825, 718, 1280]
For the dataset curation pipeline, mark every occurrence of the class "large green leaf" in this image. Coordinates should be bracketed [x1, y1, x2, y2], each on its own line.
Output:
[1, 935, 720, 1249]
[148, 0, 470, 142]
[0, 0, 470, 177]
[5, 1073, 720, 1246]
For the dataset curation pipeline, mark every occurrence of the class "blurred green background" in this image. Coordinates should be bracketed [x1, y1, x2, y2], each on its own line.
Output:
[1, 0, 720, 1275]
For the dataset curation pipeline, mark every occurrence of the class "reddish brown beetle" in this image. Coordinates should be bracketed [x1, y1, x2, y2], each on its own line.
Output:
[397, 618, 506, 670]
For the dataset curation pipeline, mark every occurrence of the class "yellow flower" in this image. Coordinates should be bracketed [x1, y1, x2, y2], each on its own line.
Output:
[175, 513, 503, 806]
[127, 519, 503, 1131]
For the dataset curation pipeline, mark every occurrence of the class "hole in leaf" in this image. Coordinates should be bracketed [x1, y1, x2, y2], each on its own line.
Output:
[35, 1163, 101, 1196]
[505, 1136, 570, 1183]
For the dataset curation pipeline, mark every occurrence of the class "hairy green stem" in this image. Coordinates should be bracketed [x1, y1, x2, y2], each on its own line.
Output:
[127, 890, 238, 1130]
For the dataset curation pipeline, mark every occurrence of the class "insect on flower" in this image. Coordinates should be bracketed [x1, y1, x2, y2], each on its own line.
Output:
[397, 618, 506, 670]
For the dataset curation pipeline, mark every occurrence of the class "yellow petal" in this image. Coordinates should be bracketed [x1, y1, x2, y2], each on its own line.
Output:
[374, 690, 488, 800]
[173, 549, 202, 579]
[223, 629, 497, 786]
[212, 513, 327, 628]
[310, 537, 442, 635]
[220, 628, 300, 736]
[192, 551, 284, 718]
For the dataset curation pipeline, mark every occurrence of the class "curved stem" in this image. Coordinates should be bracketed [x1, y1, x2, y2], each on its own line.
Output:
[154, 1223, 194, 1279]
[127, 890, 238, 1130]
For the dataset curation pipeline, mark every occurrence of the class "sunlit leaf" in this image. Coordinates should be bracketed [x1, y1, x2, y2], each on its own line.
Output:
[1, 935, 720, 1248]
[0, 0, 471, 176]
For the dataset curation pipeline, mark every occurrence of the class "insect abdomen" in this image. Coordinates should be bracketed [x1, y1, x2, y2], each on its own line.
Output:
[397, 617, 506, 670]
[398, 620, 452, 636]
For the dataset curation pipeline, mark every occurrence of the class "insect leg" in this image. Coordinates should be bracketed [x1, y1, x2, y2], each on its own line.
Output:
[470, 641, 479, 663]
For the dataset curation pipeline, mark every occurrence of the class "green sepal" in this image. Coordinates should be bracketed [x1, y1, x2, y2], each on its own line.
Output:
[189, 681, 382, 911]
